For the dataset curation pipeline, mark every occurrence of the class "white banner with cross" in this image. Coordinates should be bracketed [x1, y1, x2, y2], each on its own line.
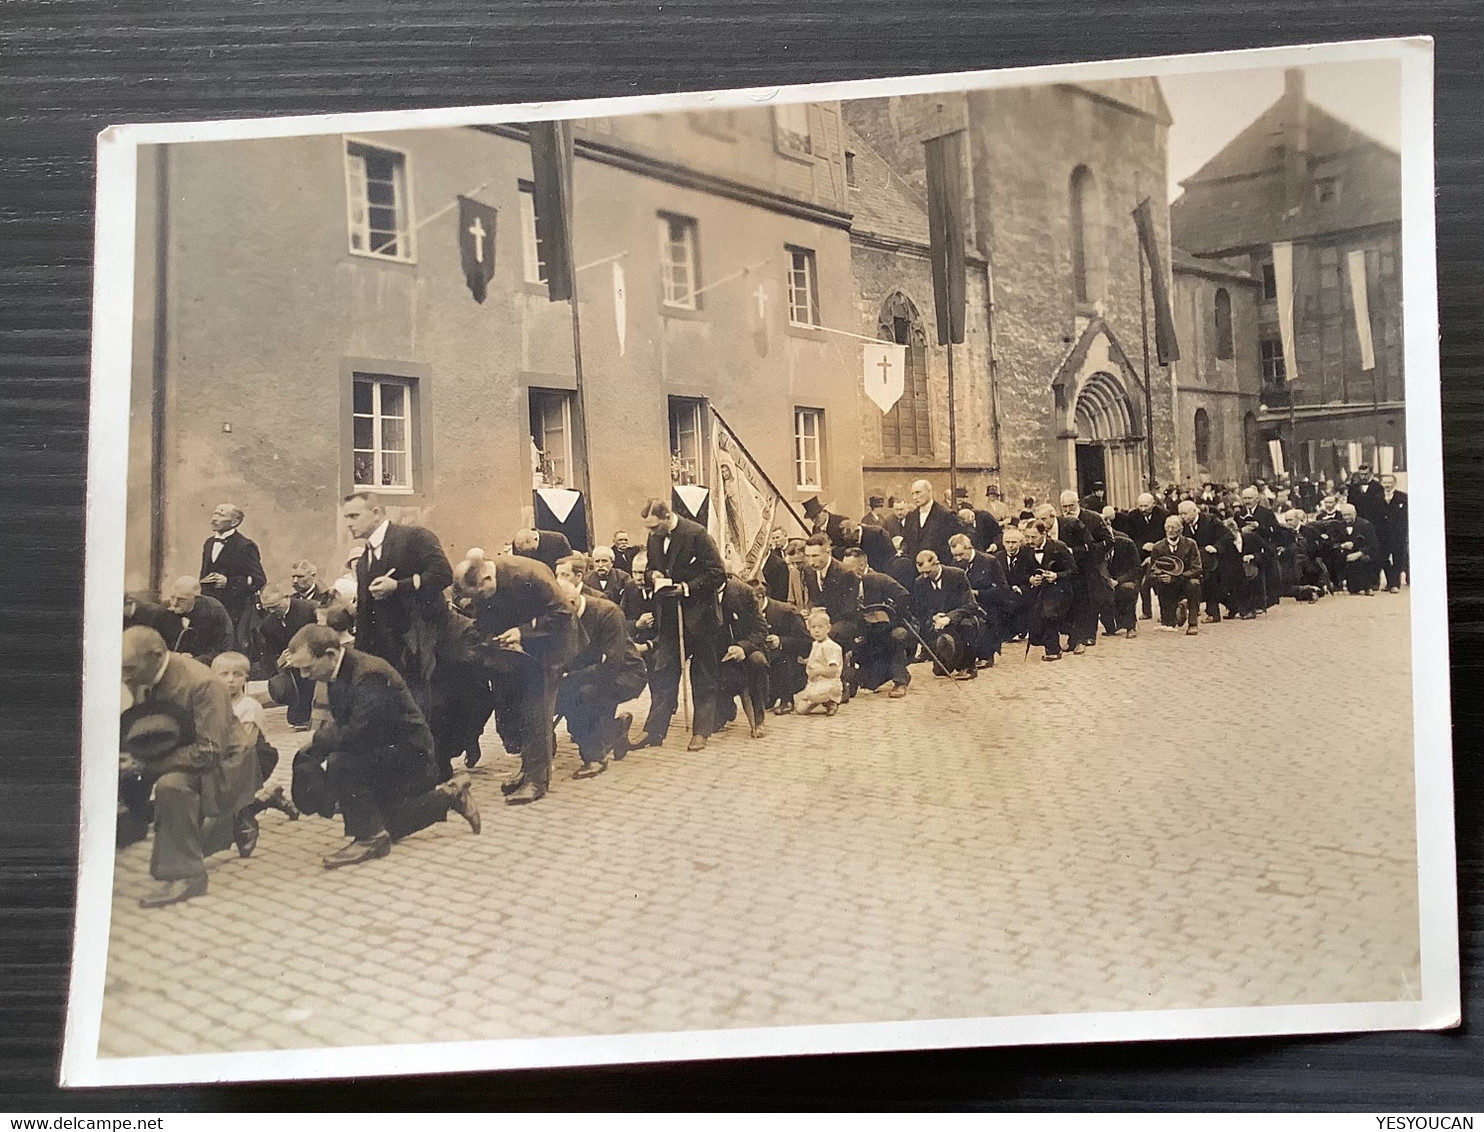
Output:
[862, 342, 907, 413]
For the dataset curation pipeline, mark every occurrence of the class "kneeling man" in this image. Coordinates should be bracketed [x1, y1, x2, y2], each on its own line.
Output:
[283, 625, 479, 868]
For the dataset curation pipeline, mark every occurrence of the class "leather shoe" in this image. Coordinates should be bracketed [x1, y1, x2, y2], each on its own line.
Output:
[628, 732, 664, 751]
[442, 777, 481, 833]
[573, 759, 608, 779]
[258, 784, 300, 821]
[686, 734, 708, 752]
[234, 812, 259, 859]
[463, 744, 483, 770]
[500, 773, 528, 796]
[505, 780, 547, 805]
[610, 712, 633, 761]
[1126, 628, 1138, 640]
[888, 684, 907, 698]
[1071, 643, 1086, 656]
[323, 833, 391, 869]
[139, 876, 207, 908]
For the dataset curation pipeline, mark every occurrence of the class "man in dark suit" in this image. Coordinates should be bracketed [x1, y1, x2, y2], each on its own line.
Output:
[1115, 492, 1169, 621]
[881, 499, 909, 542]
[1233, 486, 1283, 609]
[900, 479, 960, 567]
[1103, 511, 1143, 639]
[1378, 474, 1409, 591]
[164, 576, 236, 664]
[584, 544, 636, 607]
[749, 578, 810, 713]
[1334, 502, 1381, 594]
[949, 533, 1010, 665]
[833, 518, 895, 573]
[284, 625, 478, 868]
[840, 547, 913, 696]
[633, 497, 727, 753]
[1059, 490, 1114, 649]
[760, 527, 791, 602]
[514, 527, 575, 571]
[289, 559, 335, 609]
[343, 491, 454, 696]
[1347, 465, 1387, 531]
[124, 591, 180, 641]
[198, 503, 266, 642]
[1149, 515, 1203, 634]
[452, 548, 580, 804]
[801, 533, 860, 648]
[956, 504, 1004, 554]
[1215, 516, 1270, 619]
[1177, 500, 1231, 623]
[910, 551, 982, 679]
[718, 574, 772, 738]
[251, 581, 319, 726]
[861, 496, 887, 527]
[610, 530, 639, 576]
[1007, 522, 1076, 661]
[120, 626, 263, 907]
[554, 557, 646, 776]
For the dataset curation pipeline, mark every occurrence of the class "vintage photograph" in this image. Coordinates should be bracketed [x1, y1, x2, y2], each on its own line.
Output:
[66, 38, 1454, 1084]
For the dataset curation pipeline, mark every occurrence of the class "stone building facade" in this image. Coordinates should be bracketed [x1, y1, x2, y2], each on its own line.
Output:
[1171, 68, 1405, 479]
[126, 107, 862, 592]
[844, 80, 1179, 509]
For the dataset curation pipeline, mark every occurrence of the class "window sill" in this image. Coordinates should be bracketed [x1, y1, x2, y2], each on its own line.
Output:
[660, 305, 707, 323]
[786, 321, 826, 341]
[348, 248, 416, 266]
[355, 484, 416, 496]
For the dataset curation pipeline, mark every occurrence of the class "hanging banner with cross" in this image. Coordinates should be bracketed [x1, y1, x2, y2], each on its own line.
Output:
[457, 196, 496, 303]
[862, 341, 907, 413]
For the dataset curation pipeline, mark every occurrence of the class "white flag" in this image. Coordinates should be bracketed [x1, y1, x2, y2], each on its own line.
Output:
[1347, 249, 1375, 371]
[613, 260, 627, 357]
[1273, 241, 1299, 386]
[1268, 438, 1286, 478]
[1378, 445, 1395, 475]
[863, 342, 907, 413]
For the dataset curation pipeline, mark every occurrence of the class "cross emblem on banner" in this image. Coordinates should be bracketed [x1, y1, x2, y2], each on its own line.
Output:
[753, 284, 768, 320]
[876, 353, 895, 382]
[467, 216, 487, 263]
[862, 341, 907, 413]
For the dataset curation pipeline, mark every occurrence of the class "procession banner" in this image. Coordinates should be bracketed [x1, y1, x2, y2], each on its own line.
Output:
[709, 413, 799, 578]
[1347, 248, 1376, 371]
[1273, 241, 1299, 385]
[863, 341, 907, 413]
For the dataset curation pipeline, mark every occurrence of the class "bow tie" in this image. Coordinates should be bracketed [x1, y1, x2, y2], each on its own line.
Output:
[213, 535, 230, 542]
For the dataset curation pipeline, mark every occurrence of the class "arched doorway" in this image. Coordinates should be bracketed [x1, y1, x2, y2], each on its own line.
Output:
[1073, 370, 1144, 505]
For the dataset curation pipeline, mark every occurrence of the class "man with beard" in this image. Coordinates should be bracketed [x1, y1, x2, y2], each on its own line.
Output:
[554, 556, 646, 777]
[451, 548, 579, 804]
[749, 578, 810, 714]
[1176, 499, 1230, 624]
[1149, 515, 1203, 635]
[1378, 473, 1409, 591]
[900, 479, 959, 566]
[839, 547, 912, 697]
[1006, 522, 1075, 661]
[949, 532, 1009, 666]
[634, 497, 728, 753]
[1334, 502, 1380, 595]
[1059, 490, 1114, 649]
[1103, 507, 1142, 639]
[910, 550, 982, 679]
[583, 544, 636, 607]
[834, 517, 895, 573]
[1115, 493, 1166, 623]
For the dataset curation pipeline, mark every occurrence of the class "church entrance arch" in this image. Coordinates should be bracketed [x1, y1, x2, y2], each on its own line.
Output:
[1051, 319, 1148, 508]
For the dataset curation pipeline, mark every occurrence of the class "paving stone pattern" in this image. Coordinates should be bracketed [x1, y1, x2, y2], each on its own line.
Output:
[97, 593, 1421, 1057]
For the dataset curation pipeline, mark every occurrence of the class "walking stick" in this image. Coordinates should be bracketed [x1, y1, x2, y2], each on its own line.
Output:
[677, 599, 691, 732]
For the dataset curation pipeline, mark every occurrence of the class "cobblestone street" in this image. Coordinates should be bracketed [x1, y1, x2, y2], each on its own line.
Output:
[97, 591, 1421, 1058]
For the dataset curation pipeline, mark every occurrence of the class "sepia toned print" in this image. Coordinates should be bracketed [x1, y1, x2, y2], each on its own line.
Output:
[68, 39, 1454, 1085]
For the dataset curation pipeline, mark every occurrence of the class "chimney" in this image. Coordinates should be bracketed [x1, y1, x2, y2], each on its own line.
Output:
[1282, 68, 1309, 213]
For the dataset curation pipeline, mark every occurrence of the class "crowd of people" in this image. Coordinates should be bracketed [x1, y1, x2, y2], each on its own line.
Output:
[116, 467, 1408, 908]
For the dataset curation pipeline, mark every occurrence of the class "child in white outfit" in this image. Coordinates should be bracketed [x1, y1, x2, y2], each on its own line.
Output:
[794, 609, 844, 716]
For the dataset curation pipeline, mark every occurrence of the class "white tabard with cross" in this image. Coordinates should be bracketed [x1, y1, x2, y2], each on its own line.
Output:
[862, 342, 907, 413]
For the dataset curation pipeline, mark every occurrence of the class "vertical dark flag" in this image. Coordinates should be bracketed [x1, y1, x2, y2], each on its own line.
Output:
[457, 196, 496, 303]
[1132, 197, 1181, 364]
[528, 120, 576, 302]
[923, 130, 967, 346]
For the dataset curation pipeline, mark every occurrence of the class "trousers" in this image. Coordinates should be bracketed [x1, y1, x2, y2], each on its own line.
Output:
[324, 743, 450, 842]
[1155, 577, 1201, 626]
[855, 624, 913, 689]
[644, 604, 721, 740]
[150, 770, 235, 882]
[557, 678, 622, 764]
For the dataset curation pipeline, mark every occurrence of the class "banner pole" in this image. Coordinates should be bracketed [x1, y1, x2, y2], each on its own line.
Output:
[710, 408, 811, 533]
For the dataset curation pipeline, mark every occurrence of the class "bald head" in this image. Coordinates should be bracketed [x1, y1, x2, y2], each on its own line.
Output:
[512, 529, 539, 552]
[165, 575, 201, 613]
[1137, 493, 1155, 513]
[1033, 502, 1056, 523]
[909, 480, 933, 508]
[121, 625, 168, 687]
[258, 581, 290, 612]
[1177, 500, 1199, 522]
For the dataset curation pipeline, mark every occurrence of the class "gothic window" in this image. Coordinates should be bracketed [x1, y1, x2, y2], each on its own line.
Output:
[877, 293, 932, 458]
[1069, 164, 1105, 303]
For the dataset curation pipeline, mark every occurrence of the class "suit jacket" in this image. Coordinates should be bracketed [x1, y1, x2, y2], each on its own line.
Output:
[467, 554, 580, 674]
[198, 529, 266, 620]
[611, 544, 639, 575]
[1148, 535, 1204, 582]
[910, 565, 980, 629]
[1006, 540, 1076, 619]
[833, 524, 895, 573]
[859, 568, 910, 618]
[1216, 528, 1270, 587]
[761, 549, 791, 602]
[1379, 490, 1409, 551]
[802, 559, 859, 626]
[253, 596, 320, 664]
[760, 598, 810, 660]
[516, 529, 575, 571]
[1232, 506, 1280, 536]
[1115, 506, 1170, 560]
[1180, 512, 1230, 576]
[720, 577, 769, 653]
[567, 594, 646, 697]
[900, 502, 959, 566]
[309, 648, 435, 762]
[620, 579, 655, 643]
[961, 508, 1004, 552]
[1347, 479, 1387, 529]
[172, 593, 236, 663]
[584, 566, 635, 608]
[294, 583, 336, 609]
[354, 522, 455, 668]
[1108, 532, 1143, 586]
[1335, 518, 1378, 561]
[644, 516, 726, 626]
[881, 514, 906, 541]
[959, 551, 1012, 611]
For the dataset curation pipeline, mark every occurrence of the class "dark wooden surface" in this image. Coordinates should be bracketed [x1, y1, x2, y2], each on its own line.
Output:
[2, 0, 1480, 1111]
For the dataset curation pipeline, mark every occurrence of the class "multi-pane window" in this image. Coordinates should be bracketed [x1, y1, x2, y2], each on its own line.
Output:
[775, 104, 812, 156]
[352, 375, 414, 490]
[794, 408, 824, 491]
[787, 247, 820, 326]
[669, 397, 705, 485]
[518, 183, 548, 285]
[879, 310, 932, 458]
[1261, 339, 1287, 384]
[659, 213, 699, 309]
[345, 140, 412, 261]
[528, 389, 574, 487]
